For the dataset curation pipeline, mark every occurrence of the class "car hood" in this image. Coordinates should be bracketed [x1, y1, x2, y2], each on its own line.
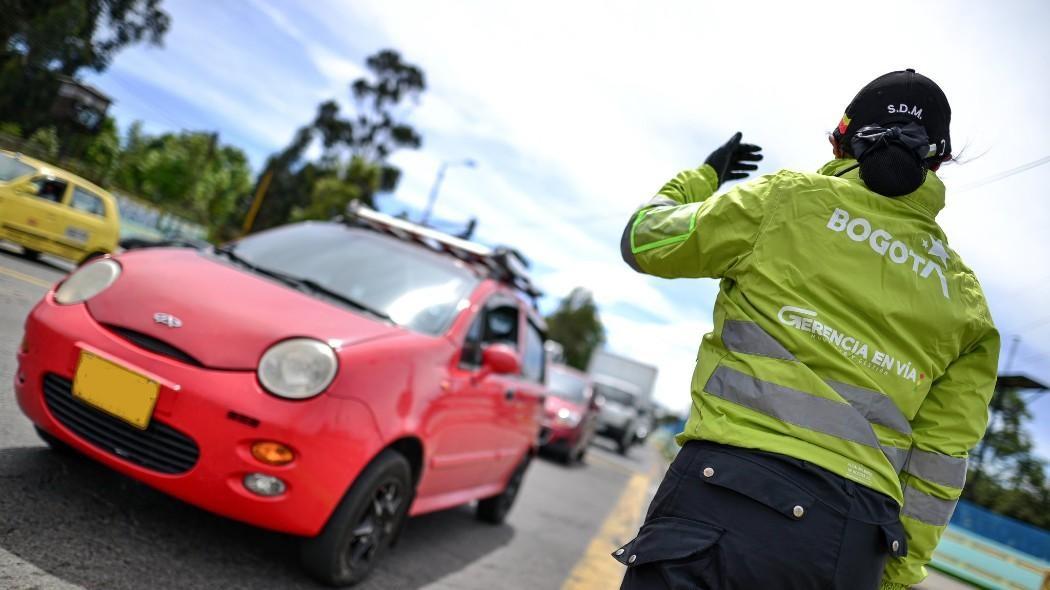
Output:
[544, 395, 586, 417]
[85, 249, 405, 369]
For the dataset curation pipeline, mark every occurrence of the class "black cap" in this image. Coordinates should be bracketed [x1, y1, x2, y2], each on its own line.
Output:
[835, 69, 952, 160]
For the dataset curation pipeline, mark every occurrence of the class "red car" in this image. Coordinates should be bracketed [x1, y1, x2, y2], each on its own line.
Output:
[540, 364, 599, 464]
[15, 207, 548, 586]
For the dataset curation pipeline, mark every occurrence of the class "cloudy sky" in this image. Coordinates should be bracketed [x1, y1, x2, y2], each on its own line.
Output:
[83, 0, 1050, 454]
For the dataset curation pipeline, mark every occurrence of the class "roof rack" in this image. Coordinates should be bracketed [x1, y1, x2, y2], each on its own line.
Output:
[344, 203, 543, 299]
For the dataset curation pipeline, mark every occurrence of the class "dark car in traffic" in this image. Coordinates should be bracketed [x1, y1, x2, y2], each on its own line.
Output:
[540, 364, 599, 464]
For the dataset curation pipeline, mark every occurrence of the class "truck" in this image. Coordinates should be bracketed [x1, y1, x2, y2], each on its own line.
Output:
[588, 350, 658, 455]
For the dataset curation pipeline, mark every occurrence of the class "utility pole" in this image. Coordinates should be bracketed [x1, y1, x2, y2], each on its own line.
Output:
[421, 158, 476, 225]
[241, 169, 274, 236]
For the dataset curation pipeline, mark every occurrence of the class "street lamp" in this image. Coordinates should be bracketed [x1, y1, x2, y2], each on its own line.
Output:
[421, 158, 476, 225]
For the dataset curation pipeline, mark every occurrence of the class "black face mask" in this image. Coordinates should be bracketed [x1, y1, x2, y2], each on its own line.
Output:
[837, 122, 936, 197]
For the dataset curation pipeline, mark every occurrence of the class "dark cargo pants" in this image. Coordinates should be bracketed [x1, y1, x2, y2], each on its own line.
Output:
[616, 441, 906, 590]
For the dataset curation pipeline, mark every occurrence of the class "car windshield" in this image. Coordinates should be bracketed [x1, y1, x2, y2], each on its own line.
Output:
[594, 382, 636, 407]
[229, 223, 479, 336]
[547, 367, 589, 404]
[0, 153, 37, 182]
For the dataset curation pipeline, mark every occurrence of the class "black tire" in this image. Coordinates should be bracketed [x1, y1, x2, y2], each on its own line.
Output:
[79, 251, 107, 266]
[300, 450, 413, 587]
[35, 426, 72, 453]
[555, 447, 573, 465]
[476, 455, 530, 524]
[616, 429, 633, 455]
[573, 445, 588, 464]
[21, 248, 40, 261]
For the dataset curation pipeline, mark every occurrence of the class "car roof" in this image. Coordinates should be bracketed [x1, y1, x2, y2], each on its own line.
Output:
[1, 149, 113, 198]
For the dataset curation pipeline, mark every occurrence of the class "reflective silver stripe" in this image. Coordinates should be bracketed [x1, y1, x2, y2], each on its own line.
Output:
[902, 484, 958, 526]
[881, 445, 909, 473]
[620, 197, 680, 271]
[704, 366, 879, 448]
[722, 320, 796, 361]
[826, 380, 912, 436]
[905, 449, 968, 489]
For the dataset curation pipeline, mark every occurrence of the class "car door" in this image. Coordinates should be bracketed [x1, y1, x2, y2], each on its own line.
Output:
[420, 295, 523, 497]
[66, 184, 112, 257]
[510, 316, 548, 457]
[6, 175, 71, 255]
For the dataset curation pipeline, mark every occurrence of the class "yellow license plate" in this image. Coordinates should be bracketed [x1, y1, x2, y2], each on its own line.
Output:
[73, 351, 160, 430]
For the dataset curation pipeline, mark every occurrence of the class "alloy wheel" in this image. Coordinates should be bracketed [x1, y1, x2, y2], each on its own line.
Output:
[345, 480, 403, 572]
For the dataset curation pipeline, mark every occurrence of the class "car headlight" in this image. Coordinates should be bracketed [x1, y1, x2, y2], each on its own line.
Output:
[54, 259, 121, 305]
[555, 407, 582, 427]
[258, 338, 338, 399]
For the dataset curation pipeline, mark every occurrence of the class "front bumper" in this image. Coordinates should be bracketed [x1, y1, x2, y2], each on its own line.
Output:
[540, 421, 582, 451]
[15, 295, 383, 536]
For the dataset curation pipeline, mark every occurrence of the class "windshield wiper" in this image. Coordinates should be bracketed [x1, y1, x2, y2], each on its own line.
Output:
[294, 278, 393, 322]
[213, 245, 305, 290]
[213, 246, 393, 322]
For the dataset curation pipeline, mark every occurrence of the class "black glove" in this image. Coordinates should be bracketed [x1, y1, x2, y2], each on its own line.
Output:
[704, 132, 763, 187]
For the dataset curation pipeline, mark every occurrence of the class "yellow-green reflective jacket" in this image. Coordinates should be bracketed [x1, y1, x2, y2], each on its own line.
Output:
[621, 159, 999, 589]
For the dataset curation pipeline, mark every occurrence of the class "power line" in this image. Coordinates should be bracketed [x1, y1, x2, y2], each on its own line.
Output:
[954, 154, 1050, 193]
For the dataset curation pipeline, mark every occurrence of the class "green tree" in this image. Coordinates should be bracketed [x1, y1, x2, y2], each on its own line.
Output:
[0, 0, 170, 134]
[545, 288, 606, 371]
[963, 386, 1050, 528]
[112, 126, 251, 232]
[23, 126, 60, 159]
[82, 116, 121, 182]
[293, 157, 382, 222]
[249, 49, 426, 232]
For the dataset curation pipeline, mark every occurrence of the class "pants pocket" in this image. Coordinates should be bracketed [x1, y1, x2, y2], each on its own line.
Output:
[615, 516, 724, 590]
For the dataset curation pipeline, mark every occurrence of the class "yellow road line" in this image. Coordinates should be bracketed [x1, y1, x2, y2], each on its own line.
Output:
[563, 469, 656, 590]
[0, 265, 53, 288]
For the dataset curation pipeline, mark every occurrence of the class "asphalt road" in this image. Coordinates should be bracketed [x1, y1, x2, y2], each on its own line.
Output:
[0, 246, 655, 590]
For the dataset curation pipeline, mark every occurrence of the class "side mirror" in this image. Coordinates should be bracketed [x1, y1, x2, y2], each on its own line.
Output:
[590, 393, 605, 410]
[480, 343, 520, 377]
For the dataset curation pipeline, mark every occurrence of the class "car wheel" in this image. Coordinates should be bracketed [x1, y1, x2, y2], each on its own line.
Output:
[300, 450, 412, 587]
[476, 455, 530, 525]
[573, 446, 587, 464]
[616, 429, 633, 455]
[79, 251, 107, 266]
[21, 248, 40, 261]
[35, 426, 72, 454]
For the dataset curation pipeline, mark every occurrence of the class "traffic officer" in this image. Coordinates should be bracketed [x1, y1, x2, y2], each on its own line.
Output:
[616, 70, 999, 589]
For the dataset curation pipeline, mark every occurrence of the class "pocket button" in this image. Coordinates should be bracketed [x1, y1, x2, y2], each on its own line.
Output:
[891, 540, 900, 552]
[703, 467, 714, 478]
[628, 554, 637, 564]
[615, 548, 625, 556]
[792, 505, 805, 519]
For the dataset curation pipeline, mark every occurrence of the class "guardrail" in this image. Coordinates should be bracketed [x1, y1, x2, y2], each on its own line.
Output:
[931, 526, 1050, 589]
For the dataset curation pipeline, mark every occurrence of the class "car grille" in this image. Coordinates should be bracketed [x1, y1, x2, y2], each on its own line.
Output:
[104, 325, 203, 367]
[43, 374, 200, 474]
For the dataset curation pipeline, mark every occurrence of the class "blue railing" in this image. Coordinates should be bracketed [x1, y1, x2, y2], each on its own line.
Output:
[951, 500, 1050, 562]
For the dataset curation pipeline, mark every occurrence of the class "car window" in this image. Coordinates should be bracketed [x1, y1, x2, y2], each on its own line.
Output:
[461, 302, 519, 368]
[28, 176, 68, 204]
[70, 186, 106, 217]
[594, 383, 637, 407]
[0, 153, 36, 181]
[547, 367, 589, 403]
[521, 319, 546, 383]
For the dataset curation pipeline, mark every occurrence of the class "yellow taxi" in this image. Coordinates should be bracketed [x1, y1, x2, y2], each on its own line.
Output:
[0, 149, 120, 264]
